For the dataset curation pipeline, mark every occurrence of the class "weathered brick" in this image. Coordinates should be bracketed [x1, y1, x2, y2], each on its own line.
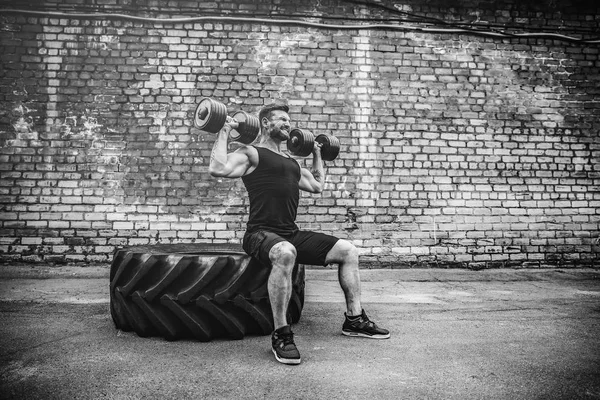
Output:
[0, 2, 598, 267]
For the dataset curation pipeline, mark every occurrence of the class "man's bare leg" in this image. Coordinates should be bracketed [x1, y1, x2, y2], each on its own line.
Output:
[268, 241, 302, 364]
[325, 239, 362, 316]
[326, 239, 390, 339]
[268, 241, 296, 329]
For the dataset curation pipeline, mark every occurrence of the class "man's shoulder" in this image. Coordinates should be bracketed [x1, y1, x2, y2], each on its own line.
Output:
[235, 145, 259, 164]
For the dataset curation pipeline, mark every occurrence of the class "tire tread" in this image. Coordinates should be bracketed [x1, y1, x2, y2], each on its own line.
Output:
[110, 243, 305, 341]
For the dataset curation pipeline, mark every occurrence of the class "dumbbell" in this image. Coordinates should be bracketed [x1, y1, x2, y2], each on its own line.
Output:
[287, 128, 340, 161]
[193, 97, 260, 144]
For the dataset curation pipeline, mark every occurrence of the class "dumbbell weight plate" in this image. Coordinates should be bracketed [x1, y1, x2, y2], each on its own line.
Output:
[194, 98, 228, 133]
[230, 111, 260, 144]
[288, 128, 315, 157]
[315, 134, 340, 161]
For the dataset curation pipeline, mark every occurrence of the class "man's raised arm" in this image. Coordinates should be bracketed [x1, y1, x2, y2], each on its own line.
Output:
[299, 141, 325, 193]
[208, 118, 252, 178]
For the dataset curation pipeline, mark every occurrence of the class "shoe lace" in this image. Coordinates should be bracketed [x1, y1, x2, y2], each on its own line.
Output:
[276, 331, 295, 347]
[280, 333, 295, 346]
[354, 315, 376, 329]
[362, 318, 376, 329]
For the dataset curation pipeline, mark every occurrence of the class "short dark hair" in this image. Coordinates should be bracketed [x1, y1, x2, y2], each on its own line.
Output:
[258, 102, 289, 124]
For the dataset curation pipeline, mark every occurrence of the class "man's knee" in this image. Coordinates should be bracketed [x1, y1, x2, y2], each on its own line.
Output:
[269, 241, 297, 269]
[327, 239, 358, 264]
[340, 240, 359, 261]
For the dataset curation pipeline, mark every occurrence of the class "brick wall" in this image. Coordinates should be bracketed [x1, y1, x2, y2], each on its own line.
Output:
[1, 0, 599, 268]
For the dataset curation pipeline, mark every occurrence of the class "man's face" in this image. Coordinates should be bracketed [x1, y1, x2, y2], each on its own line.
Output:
[263, 110, 291, 141]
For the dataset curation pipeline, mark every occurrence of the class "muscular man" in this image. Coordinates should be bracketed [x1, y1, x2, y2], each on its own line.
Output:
[209, 102, 389, 365]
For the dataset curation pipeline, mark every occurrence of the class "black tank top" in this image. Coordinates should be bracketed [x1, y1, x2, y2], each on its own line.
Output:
[242, 147, 301, 235]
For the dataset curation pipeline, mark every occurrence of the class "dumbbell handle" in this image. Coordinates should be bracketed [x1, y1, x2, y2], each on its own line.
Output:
[227, 116, 240, 129]
[290, 136, 319, 147]
[197, 106, 239, 129]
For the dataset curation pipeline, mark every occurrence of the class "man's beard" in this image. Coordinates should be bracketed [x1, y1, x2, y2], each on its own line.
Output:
[270, 126, 289, 141]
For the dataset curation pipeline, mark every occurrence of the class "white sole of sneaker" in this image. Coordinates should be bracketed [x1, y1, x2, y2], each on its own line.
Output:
[272, 348, 301, 365]
[342, 330, 391, 339]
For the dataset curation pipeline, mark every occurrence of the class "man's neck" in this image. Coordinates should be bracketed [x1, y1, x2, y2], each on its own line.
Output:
[259, 137, 283, 154]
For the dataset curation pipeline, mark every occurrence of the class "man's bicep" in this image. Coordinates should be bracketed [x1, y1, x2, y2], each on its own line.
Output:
[216, 150, 251, 178]
[229, 150, 254, 177]
[299, 168, 321, 193]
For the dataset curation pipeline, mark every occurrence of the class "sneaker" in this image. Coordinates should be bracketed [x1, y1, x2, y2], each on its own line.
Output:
[271, 325, 301, 365]
[342, 309, 390, 339]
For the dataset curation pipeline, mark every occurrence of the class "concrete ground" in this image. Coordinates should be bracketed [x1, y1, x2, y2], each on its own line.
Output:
[0, 266, 599, 400]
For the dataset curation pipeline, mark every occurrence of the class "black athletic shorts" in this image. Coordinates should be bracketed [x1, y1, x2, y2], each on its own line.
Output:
[242, 229, 339, 267]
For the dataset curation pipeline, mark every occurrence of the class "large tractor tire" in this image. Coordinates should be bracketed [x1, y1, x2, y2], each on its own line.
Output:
[109, 243, 305, 341]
